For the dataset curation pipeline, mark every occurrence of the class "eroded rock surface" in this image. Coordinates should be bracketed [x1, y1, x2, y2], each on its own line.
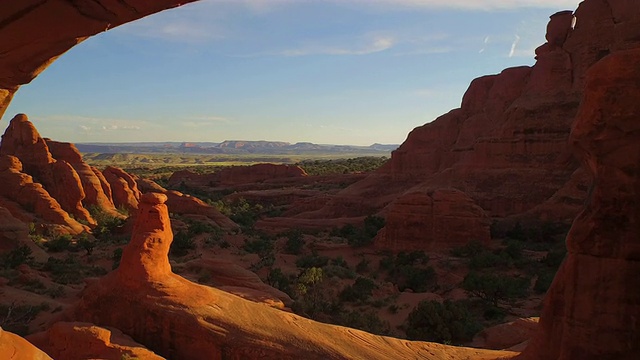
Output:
[0, 327, 51, 360]
[375, 189, 490, 252]
[521, 47, 640, 360]
[27, 322, 163, 360]
[72, 192, 511, 360]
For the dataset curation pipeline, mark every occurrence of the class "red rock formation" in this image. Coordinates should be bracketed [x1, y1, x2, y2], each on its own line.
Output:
[0, 327, 51, 360]
[280, 2, 639, 250]
[521, 47, 640, 360]
[0, 1, 199, 119]
[168, 163, 307, 188]
[73, 192, 510, 360]
[0, 206, 48, 262]
[0, 155, 87, 235]
[184, 258, 293, 308]
[27, 322, 163, 360]
[471, 318, 538, 351]
[102, 166, 141, 212]
[0, 114, 93, 224]
[136, 178, 238, 230]
[374, 189, 490, 252]
[47, 140, 120, 217]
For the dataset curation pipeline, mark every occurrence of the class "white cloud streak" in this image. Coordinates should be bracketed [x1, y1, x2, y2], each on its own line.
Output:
[280, 35, 395, 56]
[206, 0, 580, 11]
[508, 34, 521, 58]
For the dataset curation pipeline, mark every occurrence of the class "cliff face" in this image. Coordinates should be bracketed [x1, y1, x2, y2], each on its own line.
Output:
[521, 46, 640, 360]
[328, 0, 639, 252]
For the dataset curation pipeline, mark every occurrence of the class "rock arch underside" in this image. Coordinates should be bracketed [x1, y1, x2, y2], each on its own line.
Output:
[0, 0, 638, 359]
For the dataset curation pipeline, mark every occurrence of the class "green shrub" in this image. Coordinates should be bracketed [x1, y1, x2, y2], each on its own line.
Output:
[462, 271, 530, 306]
[243, 233, 274, 256]
[112, 248, 123, 270]
[406, 300, 481, 344]
[1, 245, 34, 269]
[89, 206, 126, 240]
[284, 229, 305, 255]
[339, 277, 377, 303]
[42, 256, 107, 285]
[170, 231, 196, 257]
[0, 302, 50, 336]
[333, 309, 391, 336]
[77, 234, 96, 255]
[534, 271, 556, 294]
[267, 268, 291, 295]
[296, 253, 329, 269]
[45, 234, 73, 252]
[450, 240, 485, 258]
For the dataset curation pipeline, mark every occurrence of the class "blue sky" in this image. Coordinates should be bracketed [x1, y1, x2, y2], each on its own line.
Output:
[3, 0, 581, 146]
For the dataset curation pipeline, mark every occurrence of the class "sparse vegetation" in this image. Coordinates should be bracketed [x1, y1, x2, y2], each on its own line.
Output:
[0, 245, 34, 269]
[406, 300, 481, 345]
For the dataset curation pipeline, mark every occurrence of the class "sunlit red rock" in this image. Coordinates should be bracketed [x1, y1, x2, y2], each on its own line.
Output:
[0, 327, 51, 360]
[26, 322, 163, 360]
[72, 189, 510, 360]
[0, 155, 87, 235]
[102, 166, 141, 212]
[47, 140, 120, 217]
[0, 115, 93, 224]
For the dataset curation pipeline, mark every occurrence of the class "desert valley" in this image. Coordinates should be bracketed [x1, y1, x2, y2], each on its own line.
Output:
[0, 0, 639, 359]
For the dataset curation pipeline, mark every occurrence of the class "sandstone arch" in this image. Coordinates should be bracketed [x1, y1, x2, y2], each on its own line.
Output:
[0, 0, 199, 118]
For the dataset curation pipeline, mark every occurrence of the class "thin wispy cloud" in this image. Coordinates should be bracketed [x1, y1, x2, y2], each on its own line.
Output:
[207, 0, 579, 11]
[188, 115, 232, 123]
[34, 115, 149, 134]
[479, 36, 490, 54]
[280, 35, 395, 56]
[508, 34, 521, 58]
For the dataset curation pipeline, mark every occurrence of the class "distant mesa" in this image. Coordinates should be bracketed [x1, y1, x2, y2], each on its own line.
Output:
[74, 140, 399, 155]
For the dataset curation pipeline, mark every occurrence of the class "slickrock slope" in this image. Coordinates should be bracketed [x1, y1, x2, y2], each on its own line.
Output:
[0, 0, 198, 118]
[184, 258, 294, 308]
[0, 327, 51, 360]
[168, 163, 308, 188]
[27, 322, 163, 360]
[520, 47, 640, 360]
[72, 193, 511, 360]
